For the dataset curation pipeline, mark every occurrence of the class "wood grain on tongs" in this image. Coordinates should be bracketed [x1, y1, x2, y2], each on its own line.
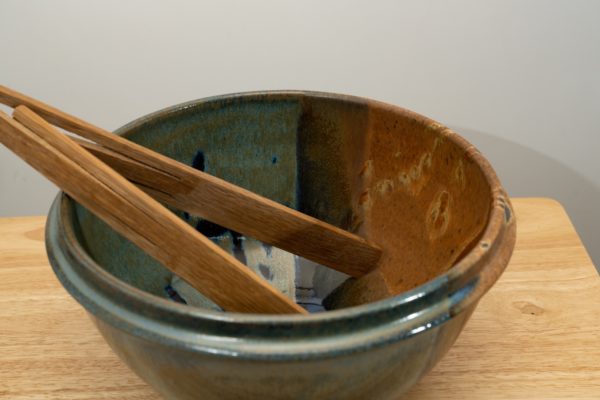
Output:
[0, 85, 382, 277]
[0, 107, 306, 314]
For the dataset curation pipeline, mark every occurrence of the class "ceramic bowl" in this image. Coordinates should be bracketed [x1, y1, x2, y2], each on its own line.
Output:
[46, 91, 516, 400]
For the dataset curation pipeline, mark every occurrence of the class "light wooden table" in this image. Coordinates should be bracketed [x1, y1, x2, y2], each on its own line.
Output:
[0, 198, 598, 399]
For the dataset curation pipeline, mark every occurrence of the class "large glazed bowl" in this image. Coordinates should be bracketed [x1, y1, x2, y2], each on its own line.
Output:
[46, 91, 516, 400]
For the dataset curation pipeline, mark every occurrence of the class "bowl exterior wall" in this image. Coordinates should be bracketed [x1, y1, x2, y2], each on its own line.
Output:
[91, 308, 474, 400]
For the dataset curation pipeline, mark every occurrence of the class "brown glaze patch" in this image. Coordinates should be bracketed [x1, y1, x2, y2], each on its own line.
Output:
[327, 103, 492, 308]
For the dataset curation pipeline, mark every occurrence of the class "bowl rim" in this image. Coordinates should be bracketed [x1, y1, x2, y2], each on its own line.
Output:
[48, 90, 514, 343]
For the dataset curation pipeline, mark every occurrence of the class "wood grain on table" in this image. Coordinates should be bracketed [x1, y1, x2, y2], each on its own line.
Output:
[1, 198, 599, 399]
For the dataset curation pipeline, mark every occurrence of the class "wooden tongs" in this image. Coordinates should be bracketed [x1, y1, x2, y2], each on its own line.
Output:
[0, 86, 381, 314]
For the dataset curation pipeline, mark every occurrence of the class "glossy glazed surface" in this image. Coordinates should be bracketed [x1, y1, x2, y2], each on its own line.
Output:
[46, 91, 516, 399]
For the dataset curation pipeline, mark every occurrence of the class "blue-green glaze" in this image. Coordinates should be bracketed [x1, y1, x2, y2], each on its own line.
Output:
[45, 91, 516, 399]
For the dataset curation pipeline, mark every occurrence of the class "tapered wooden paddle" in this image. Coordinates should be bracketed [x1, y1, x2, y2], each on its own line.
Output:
[0, 107, 306, 314]
[0, 85, 382, 277]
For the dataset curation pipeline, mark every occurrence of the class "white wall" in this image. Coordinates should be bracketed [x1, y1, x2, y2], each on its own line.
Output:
[1, 0, 598, 267]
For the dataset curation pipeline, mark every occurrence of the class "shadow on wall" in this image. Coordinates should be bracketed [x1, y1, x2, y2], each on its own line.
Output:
[452, 126, 599, 272]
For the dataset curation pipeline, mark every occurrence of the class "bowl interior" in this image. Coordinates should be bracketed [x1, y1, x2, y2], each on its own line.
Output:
[70, 92, 491, 309]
